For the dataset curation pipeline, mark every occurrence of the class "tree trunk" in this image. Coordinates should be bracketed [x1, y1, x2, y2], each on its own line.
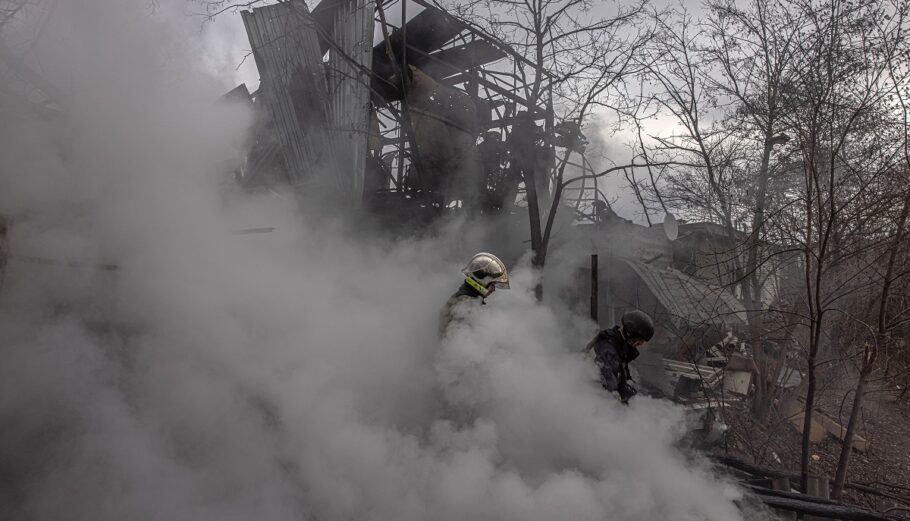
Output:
[801, 318, 822, 494]
[831, 364, 870, 499]
[748, 137, 776, 420]
[526, 13, 545, 302]
[832, 184, 910, 498]
[524, 162, 544, 300]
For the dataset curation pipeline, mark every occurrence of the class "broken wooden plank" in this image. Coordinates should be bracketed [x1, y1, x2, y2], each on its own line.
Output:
[663, 359, 723, 388]
[786, 410, 827, 443]
[815, 412, 869, 452]
[724, 369, 752, 395]
[780, 397, 869, 451]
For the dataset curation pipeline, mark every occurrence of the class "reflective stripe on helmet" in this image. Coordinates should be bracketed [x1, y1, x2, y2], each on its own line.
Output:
[462, 252, 509, 289]
[465, 275, 488, 294]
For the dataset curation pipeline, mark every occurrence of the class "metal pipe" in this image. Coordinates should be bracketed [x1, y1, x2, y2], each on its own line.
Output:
[590, 254, 598, 322]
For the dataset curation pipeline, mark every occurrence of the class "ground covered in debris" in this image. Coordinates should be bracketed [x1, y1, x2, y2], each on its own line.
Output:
[722, 374, 910, 517]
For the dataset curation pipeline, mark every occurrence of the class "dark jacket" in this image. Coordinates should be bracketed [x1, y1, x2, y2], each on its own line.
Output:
[586, 326, 640, 401]
[439, 281, 484, 336]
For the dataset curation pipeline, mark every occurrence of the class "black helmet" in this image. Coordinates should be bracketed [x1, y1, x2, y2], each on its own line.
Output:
[621, 310, 654, 342]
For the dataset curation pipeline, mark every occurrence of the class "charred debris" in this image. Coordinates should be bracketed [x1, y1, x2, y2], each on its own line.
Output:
[225, 0, 589, 223]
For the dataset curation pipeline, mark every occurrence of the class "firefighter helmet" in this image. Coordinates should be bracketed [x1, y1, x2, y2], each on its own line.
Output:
[462, 252, 510, 291]
[621, 310, 654, 342]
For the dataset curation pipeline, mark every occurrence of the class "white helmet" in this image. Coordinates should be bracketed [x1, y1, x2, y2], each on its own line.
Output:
[462, 252, 510, 293]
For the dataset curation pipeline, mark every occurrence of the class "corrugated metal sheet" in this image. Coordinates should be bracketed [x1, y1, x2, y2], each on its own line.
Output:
[326, 0, 374, 204]
[241, 2, 331, 187]
[371, 6, 466, 100]
[623, 260, 748, 328]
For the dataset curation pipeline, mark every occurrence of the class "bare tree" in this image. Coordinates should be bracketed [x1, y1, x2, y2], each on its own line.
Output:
[700, 0, 801, 420]
[771, 0, 910, 493]
[830, 1, 910, 497]
[639, 3, 910, 498]
[454, 0, 653, 298]
[638, 6, 753, 295]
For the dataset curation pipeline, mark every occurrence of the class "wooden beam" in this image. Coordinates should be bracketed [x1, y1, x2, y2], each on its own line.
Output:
[749, 490, 897, 521]
[746, 484, 840, 505]
[714, 455, 808, 480]
[716, 455, 907, 512]
[445, 74, 534, 109]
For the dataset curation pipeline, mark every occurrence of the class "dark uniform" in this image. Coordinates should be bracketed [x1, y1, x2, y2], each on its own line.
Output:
[438, 281, 484, 337]
[586, 326, 640, 402]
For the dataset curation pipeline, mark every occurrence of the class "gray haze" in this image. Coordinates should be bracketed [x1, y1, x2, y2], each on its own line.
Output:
[1, 1, 759, 519]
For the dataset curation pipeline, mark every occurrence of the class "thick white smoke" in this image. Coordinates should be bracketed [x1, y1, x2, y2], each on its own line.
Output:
[0, 1, 761, 520]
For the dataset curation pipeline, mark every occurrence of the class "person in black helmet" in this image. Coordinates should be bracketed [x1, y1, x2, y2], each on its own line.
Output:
[586, 310, 655, 403]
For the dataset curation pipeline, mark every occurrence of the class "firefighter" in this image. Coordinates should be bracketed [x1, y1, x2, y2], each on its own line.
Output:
[586, 310, 655, 403]
[439, 252, 510, 336]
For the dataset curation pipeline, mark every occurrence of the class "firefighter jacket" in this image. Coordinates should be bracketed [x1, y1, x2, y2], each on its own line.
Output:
[586, 326, 640, 401]
[438, 281, 484, 337]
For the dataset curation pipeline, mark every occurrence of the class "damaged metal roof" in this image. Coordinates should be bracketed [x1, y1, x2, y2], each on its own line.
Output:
[623, 260, 749, 329]
[371, 8, 507, 99]
[236, 0, 552, 211]
[241, 2, 333, 187]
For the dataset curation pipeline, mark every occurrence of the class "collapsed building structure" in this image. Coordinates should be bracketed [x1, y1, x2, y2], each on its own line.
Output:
[228, 0, 596, 222]
[0, 0, 895, 515]
[222, 4, 898, 517]
[228, 0, 803, 426]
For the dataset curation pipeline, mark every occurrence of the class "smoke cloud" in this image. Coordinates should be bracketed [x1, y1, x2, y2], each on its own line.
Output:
[0, 1, 762, 520]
